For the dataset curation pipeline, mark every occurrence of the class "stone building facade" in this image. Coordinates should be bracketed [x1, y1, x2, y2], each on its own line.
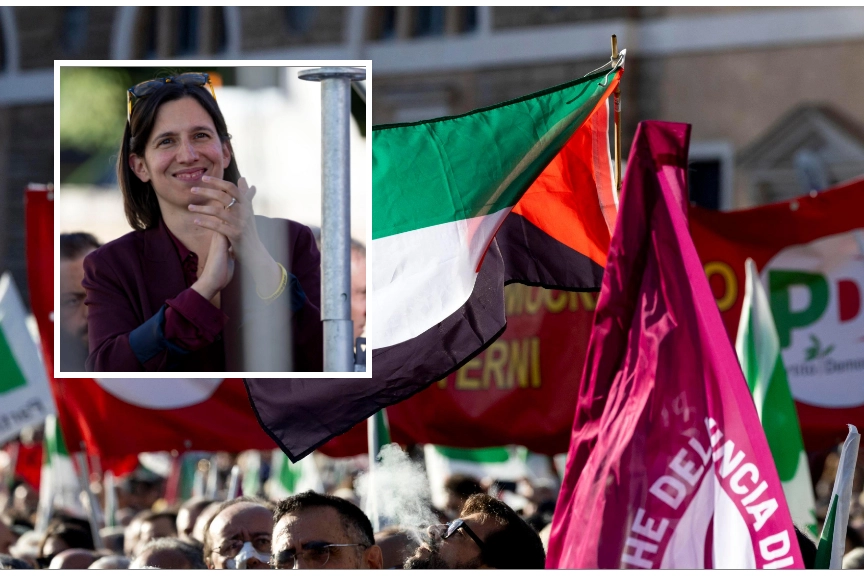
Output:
[2, 6, 864, 305]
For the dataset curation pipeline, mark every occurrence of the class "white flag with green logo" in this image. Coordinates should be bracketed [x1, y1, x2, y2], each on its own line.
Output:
[38, 414, 85, 524]
[735, 258, 817, 533]
[0, 273, 55, 445]
[268, 450, 323, 500]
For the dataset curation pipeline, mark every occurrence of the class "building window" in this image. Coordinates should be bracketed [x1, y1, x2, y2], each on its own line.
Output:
[688, 141, 734, 210]
[688, 160, 721, 210]
[61, 6, 89, 57]
[133, 7, 227, 58]
[176, 6, 199, 55]
[369, 7, 478, 41]
[284, 7, 317, 35]
[0, 13, 5, 71]
[415, 7, 445, 37]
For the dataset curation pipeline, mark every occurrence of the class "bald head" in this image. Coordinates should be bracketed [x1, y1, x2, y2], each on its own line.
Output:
[131, 538, 206, 569]
[48, 548, 99, 569]
[205, 500, 274, 569]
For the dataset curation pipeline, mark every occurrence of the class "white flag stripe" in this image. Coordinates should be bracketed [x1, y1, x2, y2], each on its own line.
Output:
[369, 207, 511, 349]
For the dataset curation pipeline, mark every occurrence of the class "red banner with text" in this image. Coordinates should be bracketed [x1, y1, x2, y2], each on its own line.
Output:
[322, 177, 864, 457]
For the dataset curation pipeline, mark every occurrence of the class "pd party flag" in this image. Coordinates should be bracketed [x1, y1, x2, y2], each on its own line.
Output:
[0, 272, 55, 445]
[247, 60, 623, 461]
[546, 122, 803, 569]
[736, 258, 816, 533]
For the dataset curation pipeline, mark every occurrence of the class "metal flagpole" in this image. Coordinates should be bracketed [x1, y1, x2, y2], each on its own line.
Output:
[74, 449, 104, 549]
[299, 66, 366, 372]
[612, 35, 622, 192]
[366, 414, 380, 532]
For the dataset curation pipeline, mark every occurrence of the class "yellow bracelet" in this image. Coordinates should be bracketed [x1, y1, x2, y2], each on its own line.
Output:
[257, 263, 288, 303]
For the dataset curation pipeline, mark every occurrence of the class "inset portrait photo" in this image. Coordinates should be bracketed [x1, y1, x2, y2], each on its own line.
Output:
[54, 61, 370, 378]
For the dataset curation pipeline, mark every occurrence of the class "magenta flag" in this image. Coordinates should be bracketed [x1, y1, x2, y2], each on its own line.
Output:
[546, 121, 804, 569]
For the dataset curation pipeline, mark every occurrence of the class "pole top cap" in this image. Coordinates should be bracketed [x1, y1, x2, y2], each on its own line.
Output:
[299, 67, 366, 82]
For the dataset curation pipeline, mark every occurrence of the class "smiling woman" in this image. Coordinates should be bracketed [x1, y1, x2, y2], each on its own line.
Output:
[80, 71, 323, 372]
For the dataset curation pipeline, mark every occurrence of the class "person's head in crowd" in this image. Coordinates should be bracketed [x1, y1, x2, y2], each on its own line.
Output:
[846, 522, 864, 556]
[192, 501, 223, 545]
[330, 487, 360, 508]
[374, 526, 414, 570]
[11, 484, 38, 521]
[794, 525, 817, 569]
[37, 519, 95, 568]
[350, 240, 366, 343]
[8, 530, 41, 567]
[59, 232, 101, 371]
[0, 519, 16, 555]
[134, 511, 178, 558]
[47, 548, 99, 569]
[177, 496, 216, 543]
[271, 491, 383, 570]
[98, 525, 125, 555]
[845, 546, 864, 569]
[123, 510, 149, 558]
[404, 493, 545, 569]
[59, 234, 100, 335]
[204, 497, 274, 569]
[88, 554, 131, 569]
[121, 470, 166, 512]
[443, 474, 485, 519]
[0, 554, 31, 569]
[131, 537, 207, 569]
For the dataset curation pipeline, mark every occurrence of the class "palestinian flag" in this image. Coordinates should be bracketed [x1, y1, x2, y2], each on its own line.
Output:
[246, 59, 623, 461]
[815, 425, 859, 568]
[736, 258, 817, 534]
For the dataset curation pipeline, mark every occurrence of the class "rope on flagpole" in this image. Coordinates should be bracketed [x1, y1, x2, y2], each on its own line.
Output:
[612, 35, 622, 193]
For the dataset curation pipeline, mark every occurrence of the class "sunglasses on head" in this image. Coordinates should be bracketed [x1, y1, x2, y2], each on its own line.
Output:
[127, 72, 216, 123]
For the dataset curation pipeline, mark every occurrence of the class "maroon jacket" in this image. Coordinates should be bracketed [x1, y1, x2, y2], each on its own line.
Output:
[82, 216, 323, 372]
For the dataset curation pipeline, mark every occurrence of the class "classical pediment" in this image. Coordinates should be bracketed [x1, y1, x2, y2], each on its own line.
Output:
[738, 104, 864, 204]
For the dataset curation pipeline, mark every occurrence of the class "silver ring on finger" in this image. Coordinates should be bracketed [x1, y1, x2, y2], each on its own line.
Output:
[225, 197, 237, 210]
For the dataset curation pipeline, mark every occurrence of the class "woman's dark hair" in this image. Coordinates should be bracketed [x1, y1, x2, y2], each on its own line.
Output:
[119, 78, 240, 231]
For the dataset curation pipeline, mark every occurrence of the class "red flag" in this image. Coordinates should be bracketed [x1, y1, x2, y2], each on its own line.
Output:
[24, 187, 274, 470]
[24, 186, 54, 369]
[53, 378, 275, 461]
[546, 121, 803, 569]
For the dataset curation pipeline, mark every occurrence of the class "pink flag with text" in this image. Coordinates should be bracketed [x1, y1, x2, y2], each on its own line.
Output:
[545, 121, 804, 569]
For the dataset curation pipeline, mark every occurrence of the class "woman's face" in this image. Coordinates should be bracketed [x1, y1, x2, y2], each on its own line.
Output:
[129, 96, 231, 213]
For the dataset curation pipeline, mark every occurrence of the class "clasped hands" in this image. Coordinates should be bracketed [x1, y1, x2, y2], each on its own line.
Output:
[188, 176, 282, 302]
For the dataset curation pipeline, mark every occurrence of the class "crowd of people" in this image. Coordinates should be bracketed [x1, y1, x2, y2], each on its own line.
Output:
[0, 460, 548, 569]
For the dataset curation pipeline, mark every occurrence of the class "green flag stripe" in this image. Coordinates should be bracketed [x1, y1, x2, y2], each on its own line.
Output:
[434, 445, 512, 463]
[762, 357, 806, 480]
[815, 493, 837, 569]
[371, 67, 619, 240]
[278, 454, 300, 494]
[0, 326, 26, 393]
[375, 410, 391, 448]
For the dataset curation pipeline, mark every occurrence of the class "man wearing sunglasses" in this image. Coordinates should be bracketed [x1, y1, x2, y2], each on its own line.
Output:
[271, 491, 383, 569]
[404, 494, 546, 569]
